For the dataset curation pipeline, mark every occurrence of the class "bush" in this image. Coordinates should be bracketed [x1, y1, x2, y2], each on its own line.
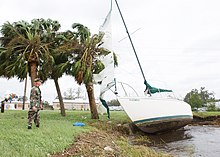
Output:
[42, 101, 54, 110]
[207, 103, 218, 111]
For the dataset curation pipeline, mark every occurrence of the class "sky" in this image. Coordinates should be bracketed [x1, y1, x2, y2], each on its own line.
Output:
[0, 0, 220, 103]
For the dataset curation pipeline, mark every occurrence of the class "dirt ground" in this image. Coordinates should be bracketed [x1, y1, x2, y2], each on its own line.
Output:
[50, 130, 123, 157]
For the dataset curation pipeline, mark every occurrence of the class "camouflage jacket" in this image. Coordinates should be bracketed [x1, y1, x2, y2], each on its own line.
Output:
[29, 86, 42, 108]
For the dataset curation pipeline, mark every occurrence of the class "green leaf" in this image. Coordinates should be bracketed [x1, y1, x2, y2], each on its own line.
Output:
[72, 60, 81, 75]
[93, 60, 105, 74]
[84, 68, 92, 84]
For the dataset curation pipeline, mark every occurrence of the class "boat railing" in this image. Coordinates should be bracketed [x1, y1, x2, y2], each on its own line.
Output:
[117, 81, 139, 97]
[107, 81, 179, 100]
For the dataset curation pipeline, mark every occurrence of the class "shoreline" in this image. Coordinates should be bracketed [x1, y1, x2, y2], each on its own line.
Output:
[51, 114, 220, 157]
[190, 115, 220, 126]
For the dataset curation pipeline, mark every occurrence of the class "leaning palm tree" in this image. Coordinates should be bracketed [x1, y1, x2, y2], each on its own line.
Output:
[33, 20, 74, 116]
[49, 30, 81, 116]
[37, 28, 80, 116]
[69, 23, 112, 119]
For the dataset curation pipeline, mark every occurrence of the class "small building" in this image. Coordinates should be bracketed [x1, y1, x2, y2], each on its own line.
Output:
[52, 98, 100, 110]
[1, 94, 30, 110]
[4, 101, 29, 110]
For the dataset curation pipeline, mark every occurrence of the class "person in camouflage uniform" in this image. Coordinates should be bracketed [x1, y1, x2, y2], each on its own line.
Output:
[28, 78, 42, 129]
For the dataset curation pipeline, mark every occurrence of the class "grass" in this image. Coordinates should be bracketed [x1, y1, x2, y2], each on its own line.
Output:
[116, 137, 169, 157]
[0, 110, 93, 157]
[193, 111, 220, 118]
[0, 110, 172, 157]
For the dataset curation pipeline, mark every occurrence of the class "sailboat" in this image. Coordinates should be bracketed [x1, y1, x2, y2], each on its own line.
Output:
[94, 0, 193, 134]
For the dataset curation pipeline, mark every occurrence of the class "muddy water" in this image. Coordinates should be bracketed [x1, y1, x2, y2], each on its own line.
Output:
[146, 126, 220, 157]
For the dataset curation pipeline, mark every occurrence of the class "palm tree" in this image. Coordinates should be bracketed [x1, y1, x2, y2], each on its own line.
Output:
[70, 23, 112, 119]
[47, 30, 80, 116]
[0, 19, 58, 85]
[0, 19, 63, 112]
[32, 20, 77, 116]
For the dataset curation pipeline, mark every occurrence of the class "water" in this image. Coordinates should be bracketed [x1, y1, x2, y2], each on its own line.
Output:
[130, 125, 220, 157]
[146, 126, 220, 157]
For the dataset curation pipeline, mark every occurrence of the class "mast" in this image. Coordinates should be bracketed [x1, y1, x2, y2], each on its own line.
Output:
[114, 0, 147, 83]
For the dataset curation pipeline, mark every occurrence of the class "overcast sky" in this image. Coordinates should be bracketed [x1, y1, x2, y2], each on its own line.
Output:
[1, 0, 220, 103]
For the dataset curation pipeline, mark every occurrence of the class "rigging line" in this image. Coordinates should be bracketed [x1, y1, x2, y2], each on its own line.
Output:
[114, 0, 147, 82]
[118, 28, 141, 43]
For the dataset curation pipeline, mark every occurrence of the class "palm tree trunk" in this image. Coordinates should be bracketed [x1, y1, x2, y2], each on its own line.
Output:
[85, 82, 99, 119]
[22, 74, 28, 110]
[1, 101, 5, 113]
[54, 78, 66, 116]
[29, 62, 37, 86]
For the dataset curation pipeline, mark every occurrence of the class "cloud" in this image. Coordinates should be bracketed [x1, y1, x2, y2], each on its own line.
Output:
[1, 0, 220, 102]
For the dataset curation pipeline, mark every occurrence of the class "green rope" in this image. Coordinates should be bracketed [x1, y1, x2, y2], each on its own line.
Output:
[100, 98, 110, 119]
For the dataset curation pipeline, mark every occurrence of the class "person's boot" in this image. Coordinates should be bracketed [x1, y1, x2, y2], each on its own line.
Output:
[28, 125, 32, 129]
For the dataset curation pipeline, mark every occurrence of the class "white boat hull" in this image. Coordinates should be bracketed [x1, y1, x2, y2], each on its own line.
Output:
[117, 97, 193, 133]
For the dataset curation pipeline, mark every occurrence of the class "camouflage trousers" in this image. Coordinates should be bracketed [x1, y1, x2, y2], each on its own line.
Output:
[28, 110, 40, 126]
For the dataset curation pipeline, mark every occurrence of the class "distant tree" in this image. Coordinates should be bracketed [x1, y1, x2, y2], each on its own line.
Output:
[63, 87, 84, 100]
[206, 102, 217, 111]
[17, 96, 28, 101]
[107, 99, 120, 106]
[184, 87, 216, 110]
[42, 100, 54, 110]
[199, 87, 215, 104]
[75, 87, 84, 98]
[187, 93, 203, 110]
[63, 88, 76, 99]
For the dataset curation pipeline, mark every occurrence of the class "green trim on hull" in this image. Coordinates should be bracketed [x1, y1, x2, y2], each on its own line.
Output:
[134, 115, 193, 124]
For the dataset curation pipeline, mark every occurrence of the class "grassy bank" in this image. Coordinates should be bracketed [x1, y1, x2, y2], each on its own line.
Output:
[0, 110, 170, 157]
[192, 111, 220, 126]
[193, 111, 220, 118]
